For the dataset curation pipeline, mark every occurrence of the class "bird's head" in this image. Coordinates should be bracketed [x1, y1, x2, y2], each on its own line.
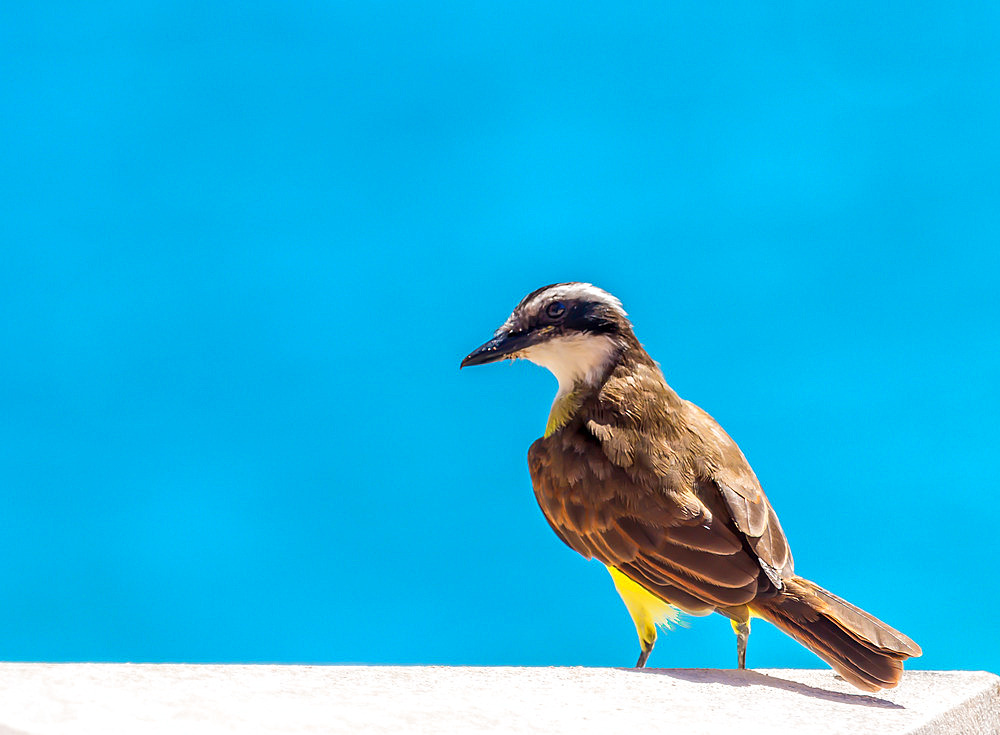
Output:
[460, 282, 633, 393]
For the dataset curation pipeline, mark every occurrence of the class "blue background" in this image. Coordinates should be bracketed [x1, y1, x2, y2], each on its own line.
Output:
[1, 2, 996, 674]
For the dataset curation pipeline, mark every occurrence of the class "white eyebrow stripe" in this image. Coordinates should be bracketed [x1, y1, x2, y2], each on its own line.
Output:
[520, 283, 626, 317]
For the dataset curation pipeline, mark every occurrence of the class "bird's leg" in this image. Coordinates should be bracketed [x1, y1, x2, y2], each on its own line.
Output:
[721, 605, 752, 669]
[732, 619, 750, 669]
[635, 636, 654, 668]
[635, 625, 656, 669]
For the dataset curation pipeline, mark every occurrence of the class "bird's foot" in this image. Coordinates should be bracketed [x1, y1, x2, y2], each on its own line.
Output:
[734, 620, 750, 669]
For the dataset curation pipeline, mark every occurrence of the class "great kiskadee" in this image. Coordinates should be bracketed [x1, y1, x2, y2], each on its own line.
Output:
[461, 282, 921, 691]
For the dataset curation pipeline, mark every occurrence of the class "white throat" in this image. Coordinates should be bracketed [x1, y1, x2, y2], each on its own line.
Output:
[521, 334, 620, 398]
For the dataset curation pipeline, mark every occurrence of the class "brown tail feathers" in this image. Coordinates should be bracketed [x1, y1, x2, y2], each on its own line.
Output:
[753, 577, 922, 692]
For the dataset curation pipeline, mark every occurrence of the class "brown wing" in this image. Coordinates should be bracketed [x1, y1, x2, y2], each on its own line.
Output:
[685, 403, 794, 584]
[529, 429, 770, 614]
[527, 364, 793, 614]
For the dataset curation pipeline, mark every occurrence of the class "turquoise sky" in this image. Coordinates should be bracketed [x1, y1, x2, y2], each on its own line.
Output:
[1, 3, 997, 674]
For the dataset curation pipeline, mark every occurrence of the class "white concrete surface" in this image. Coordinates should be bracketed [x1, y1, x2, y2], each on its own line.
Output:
[0, 665, 995, 735]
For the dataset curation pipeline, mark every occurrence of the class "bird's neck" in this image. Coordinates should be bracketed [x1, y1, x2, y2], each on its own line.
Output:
[522, 333, 624, 436]
[532, 336, 659, 437]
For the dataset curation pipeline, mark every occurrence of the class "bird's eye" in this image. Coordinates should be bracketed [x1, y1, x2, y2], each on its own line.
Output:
[545, 301, 566, 320]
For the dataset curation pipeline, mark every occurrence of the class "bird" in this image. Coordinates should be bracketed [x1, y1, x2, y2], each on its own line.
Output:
[460, 282, 921, 691]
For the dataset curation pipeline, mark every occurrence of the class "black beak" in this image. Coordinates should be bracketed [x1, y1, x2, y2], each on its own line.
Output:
[460, 329, 538, 368]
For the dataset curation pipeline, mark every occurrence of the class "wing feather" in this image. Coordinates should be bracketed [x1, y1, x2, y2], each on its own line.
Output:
[526, 364, 796, 616]
[530, 436, 764, 612]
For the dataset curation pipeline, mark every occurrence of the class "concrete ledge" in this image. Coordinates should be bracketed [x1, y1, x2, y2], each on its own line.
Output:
[0, 664, 996, 734]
